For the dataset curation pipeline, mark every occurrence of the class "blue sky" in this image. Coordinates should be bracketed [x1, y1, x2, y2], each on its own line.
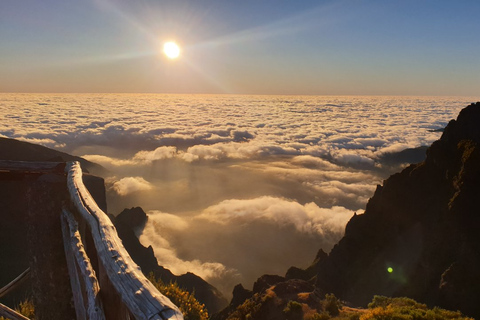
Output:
[1, 0, 479, 95]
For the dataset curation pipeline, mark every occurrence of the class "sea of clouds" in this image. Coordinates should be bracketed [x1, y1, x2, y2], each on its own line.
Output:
[1, 93, 477, 296]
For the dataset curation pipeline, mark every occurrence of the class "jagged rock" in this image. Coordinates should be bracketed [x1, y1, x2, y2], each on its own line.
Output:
[116, 207, 148, 230]
[211, 284, 253, 320]
[253, 274, 286, 294]
[285, 266, 309, 281]
[220, 279, 322, 320]
[292, 248, 329, 282]
[312, 102, 480, 317]
[231, 284, 253, 307]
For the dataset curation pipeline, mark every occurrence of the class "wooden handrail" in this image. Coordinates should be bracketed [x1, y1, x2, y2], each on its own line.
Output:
[61, 208, 105, 320]
[0, 302, 30, 320]
[66, 161, 183, 320]
[0, 268, 30, 299]
[0, 160, 65, 173]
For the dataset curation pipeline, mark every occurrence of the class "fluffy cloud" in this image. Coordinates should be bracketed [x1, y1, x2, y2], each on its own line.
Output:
[139, 211, 240, 294]
[112, 176, 153, 196]
[139, 198, 355, 296]
[2, 93, 476, 296]
[133, 146, 177, 163]
[1, 94, 469, 164]
[198, 196, 354, 236]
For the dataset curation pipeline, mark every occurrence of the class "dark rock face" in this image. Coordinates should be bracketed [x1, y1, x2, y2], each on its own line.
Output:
[26, 174, 76, 319]
[216, 102, 480, 319]
[0, 140, 107, 310]
[113, 207, 229, 314]
[0, 137, 106, 175]
[312, 102, 480, 317]
[116, 207, 148, 229]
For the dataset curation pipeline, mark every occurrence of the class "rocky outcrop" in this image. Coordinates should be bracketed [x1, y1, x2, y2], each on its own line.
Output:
[0, 137, 106, 175]
[216, 102, 480, 319]
[113, 207, 229, 314]
[311, 103, 480, 318]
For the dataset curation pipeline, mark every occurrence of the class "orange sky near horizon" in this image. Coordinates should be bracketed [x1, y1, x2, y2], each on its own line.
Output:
[0, 0, 479, 96]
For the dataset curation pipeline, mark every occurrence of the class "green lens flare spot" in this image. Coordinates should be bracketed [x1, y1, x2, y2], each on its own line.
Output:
[387, 267, 393, 273]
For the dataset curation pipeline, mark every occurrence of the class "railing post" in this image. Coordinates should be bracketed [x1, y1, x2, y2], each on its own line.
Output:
[26, 172, 76, 319]
[61, 208, 106, 320]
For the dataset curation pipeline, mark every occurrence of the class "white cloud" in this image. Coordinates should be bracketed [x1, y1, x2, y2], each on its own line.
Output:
[133, 146, 177, 163]
[112, 176, 153, 196]
[198, 196, 354, 236]
[138, 210, 240, 292]
[82, 154, 136, 167]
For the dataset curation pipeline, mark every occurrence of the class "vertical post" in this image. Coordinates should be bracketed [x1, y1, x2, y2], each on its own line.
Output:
[26, 173, 76, 319]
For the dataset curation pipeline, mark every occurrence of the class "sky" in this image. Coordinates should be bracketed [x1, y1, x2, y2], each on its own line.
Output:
[1, 0, 479, 96]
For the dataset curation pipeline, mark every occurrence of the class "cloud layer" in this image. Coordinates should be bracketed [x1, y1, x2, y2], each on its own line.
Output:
[1, 93, 477, 296]
[0, 94, 472, 164]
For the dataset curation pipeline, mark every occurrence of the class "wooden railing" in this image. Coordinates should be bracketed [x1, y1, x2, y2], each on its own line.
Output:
[0, 161, 184, 320]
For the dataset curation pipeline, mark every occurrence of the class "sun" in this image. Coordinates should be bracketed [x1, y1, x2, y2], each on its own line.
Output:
[163, 41, 180, 59]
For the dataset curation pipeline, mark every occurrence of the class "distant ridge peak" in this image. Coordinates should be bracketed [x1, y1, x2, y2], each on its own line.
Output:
[440, 102, 480, 144]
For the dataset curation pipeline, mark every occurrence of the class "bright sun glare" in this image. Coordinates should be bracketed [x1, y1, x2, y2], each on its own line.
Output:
[163, 41, 180, 59]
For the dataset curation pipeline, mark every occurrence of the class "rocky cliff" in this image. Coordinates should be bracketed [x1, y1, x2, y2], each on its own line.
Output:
[216, 102, 480, 319]
[317, 102, 480, 313]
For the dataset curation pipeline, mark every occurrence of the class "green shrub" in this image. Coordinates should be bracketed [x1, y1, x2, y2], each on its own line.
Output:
[229, 295, 262, 320]
[0, 298, 35, 320]
[368, 295, 425, 309]
[15, 298, 35, 319]
[148, 274, 209, 320]
[362, 296, 472, 320]
[283, 300, 304, 320]
[324, 293, 342, 316]
[307, 311, 331, 320]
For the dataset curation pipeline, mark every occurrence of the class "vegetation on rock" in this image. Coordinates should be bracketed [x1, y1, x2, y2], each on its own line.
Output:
[149, 274, 209, 320]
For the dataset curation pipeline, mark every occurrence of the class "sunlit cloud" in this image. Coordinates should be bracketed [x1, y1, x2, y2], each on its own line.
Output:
[112, 176, 153, 196]
[1, 94, 476, 295]
[139, 210, 240, 292]
[197, 196, 354, 236]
